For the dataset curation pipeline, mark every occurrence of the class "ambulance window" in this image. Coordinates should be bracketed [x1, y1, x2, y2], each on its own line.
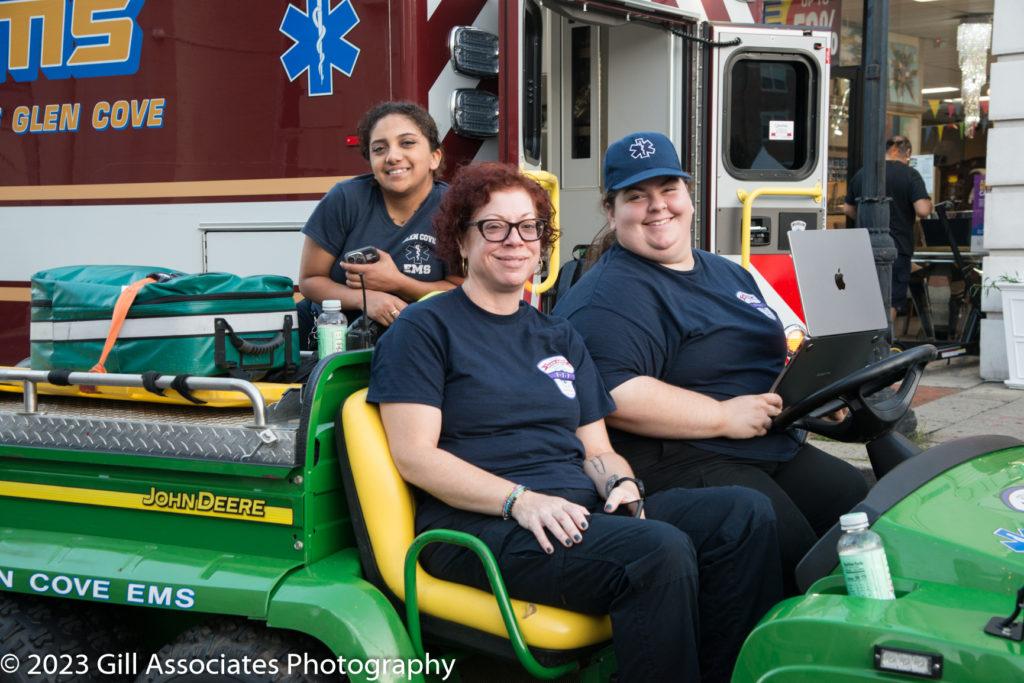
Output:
[725, 55, 816, 179]
[570, 26, 592, 159]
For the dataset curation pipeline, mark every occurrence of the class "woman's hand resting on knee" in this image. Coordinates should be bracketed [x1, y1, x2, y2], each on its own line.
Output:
[510, 491, 591, 554]
[603, 481, 645, 519]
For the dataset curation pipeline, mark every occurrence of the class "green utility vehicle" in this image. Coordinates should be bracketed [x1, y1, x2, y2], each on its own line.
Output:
[1, 345, 1023, 682]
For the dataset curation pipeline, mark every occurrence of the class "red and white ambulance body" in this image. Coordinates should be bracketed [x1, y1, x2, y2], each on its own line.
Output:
[0, 0, 828, 364]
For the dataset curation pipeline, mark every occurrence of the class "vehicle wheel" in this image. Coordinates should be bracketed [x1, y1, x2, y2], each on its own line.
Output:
[0, 592, 139, 682]
[138, 619, 337, 682]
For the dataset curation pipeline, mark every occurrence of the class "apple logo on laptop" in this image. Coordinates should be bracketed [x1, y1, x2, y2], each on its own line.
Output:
[834, 268, 846, 291]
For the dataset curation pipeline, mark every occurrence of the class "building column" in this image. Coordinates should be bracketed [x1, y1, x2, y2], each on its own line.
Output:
[981, 0, 1024, 379]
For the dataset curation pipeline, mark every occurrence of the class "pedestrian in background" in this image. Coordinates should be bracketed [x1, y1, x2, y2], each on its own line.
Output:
[844, 135, 933, 321]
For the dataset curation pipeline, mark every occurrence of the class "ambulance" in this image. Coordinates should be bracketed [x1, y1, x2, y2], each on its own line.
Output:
[16, 6, 1018, 683]
[0, 0, 830, 364]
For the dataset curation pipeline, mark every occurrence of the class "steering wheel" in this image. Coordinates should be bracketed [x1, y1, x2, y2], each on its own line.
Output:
[773, 345, 938, 443]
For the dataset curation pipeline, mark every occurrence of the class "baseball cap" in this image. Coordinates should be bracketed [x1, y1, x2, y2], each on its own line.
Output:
[603, 131, 692, 192]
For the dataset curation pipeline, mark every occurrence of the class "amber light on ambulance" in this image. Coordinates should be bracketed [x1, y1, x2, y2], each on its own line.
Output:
[785, 324, 806, 354]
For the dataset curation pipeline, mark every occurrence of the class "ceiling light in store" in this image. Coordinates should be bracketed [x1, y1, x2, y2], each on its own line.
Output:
[922, 86, 959, 94]
[942, 96, 990, 104]
[957, 21, 992, 135]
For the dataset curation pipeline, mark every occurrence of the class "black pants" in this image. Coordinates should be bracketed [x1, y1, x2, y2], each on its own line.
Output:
[620, 440, 869, 595]
[892, 253, 912, 314]
[297, 298, 319, 352]
[421, 487, 782, 683]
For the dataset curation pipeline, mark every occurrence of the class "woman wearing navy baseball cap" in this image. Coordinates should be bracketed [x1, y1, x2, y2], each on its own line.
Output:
[555, 131, 869, 594]
[370, 162, 781, 683]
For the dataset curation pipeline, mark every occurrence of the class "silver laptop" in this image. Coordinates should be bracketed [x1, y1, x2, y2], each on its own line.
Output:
[788, 229, 888, 336]
[770, 229, 888, 407]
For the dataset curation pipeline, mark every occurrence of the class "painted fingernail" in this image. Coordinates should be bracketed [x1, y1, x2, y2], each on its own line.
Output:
[580, 521, 588, 530]
[546, 546, 554, 555]
[564, 539, 572, 547]
[604, 503, 613, 511]
[573, 534, 582, 542]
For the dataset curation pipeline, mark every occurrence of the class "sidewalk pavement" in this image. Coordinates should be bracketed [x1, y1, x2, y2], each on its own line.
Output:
[808, 356, 1024, 474]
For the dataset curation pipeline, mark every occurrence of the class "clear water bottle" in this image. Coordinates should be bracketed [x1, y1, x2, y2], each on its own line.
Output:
[316, 299, 347, 359]
[838, 512, 895, 600]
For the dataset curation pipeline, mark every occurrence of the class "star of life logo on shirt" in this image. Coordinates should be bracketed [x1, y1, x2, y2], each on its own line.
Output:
[404, 244, 429, 263]
[629, 137, 656, 159]
[537, 356, 576, 399]
[401, 233, 436, 275]
[736, 291, 778, 321]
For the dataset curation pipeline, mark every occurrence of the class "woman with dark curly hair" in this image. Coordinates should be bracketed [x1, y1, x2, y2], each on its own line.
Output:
[367, 162, 782, 683]
[296, 101, 458, 347]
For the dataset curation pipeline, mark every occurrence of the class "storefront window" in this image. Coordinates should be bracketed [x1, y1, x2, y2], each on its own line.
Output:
[765, 1, 995, 231]
[826, 72, 856, 228]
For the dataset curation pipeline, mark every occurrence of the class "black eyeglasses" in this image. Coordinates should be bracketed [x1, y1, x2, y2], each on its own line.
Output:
[467, 219, 548, 242]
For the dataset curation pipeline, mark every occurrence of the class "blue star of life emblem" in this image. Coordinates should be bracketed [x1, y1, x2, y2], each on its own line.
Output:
[629, 137, 656, 159]
[995, 528, 1024, 553]
[280, 0, 361, 97]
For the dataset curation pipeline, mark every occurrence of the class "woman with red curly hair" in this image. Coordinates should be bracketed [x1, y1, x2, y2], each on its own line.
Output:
[367, 162, 781, 682]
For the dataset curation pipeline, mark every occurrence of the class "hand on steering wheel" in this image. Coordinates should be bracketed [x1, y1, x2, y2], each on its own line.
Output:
[773, 345, 937, 443]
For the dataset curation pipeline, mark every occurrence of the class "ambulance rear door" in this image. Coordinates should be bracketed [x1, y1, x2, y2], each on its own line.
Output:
[705, 23, 830, 259]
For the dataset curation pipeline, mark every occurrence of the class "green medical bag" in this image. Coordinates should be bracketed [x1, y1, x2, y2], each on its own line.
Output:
[30, 265, 299, 378]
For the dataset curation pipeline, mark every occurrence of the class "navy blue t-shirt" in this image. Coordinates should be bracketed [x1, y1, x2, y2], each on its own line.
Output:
[368, 288, 615, 530]
[302, 174, 449, 285]
[555, 243, 801, 461]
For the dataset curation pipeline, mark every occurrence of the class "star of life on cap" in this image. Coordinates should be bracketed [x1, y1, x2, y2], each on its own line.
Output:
[603, 131, 692, 191]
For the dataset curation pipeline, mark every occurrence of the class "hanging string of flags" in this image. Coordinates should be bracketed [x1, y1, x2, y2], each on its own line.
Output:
[923, 98, 987, 141]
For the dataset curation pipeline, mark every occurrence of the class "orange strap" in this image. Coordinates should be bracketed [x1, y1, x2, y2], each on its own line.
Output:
[88, 277, 157, 375]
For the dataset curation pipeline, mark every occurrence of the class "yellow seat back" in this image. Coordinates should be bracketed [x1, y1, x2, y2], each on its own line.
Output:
[341, 388, 611, 650]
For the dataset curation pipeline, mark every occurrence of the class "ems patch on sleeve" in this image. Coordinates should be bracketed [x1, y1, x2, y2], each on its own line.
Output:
[537, 356, 577, 399]
[736, 291, 778, 321]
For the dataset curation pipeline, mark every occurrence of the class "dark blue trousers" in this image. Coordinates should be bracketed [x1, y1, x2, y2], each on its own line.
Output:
[619, 440, 869, 595]
[421, 486, 782, 683]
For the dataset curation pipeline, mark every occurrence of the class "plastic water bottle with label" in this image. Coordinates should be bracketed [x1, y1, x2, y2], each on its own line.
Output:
[316, 299, 347, 359]
[838, 512, 895, 600]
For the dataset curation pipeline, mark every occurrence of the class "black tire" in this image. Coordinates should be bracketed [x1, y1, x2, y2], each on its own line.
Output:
[0, 592, 140, 682]
[138, 619, 338, 683]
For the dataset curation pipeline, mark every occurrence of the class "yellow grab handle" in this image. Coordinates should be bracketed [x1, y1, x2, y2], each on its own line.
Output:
[735, 183, 823, 270]
[522, 169, 560, 295]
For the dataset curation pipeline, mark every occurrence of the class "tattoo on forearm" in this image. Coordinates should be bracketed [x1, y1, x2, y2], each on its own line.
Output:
[588, 456, 607, 475]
